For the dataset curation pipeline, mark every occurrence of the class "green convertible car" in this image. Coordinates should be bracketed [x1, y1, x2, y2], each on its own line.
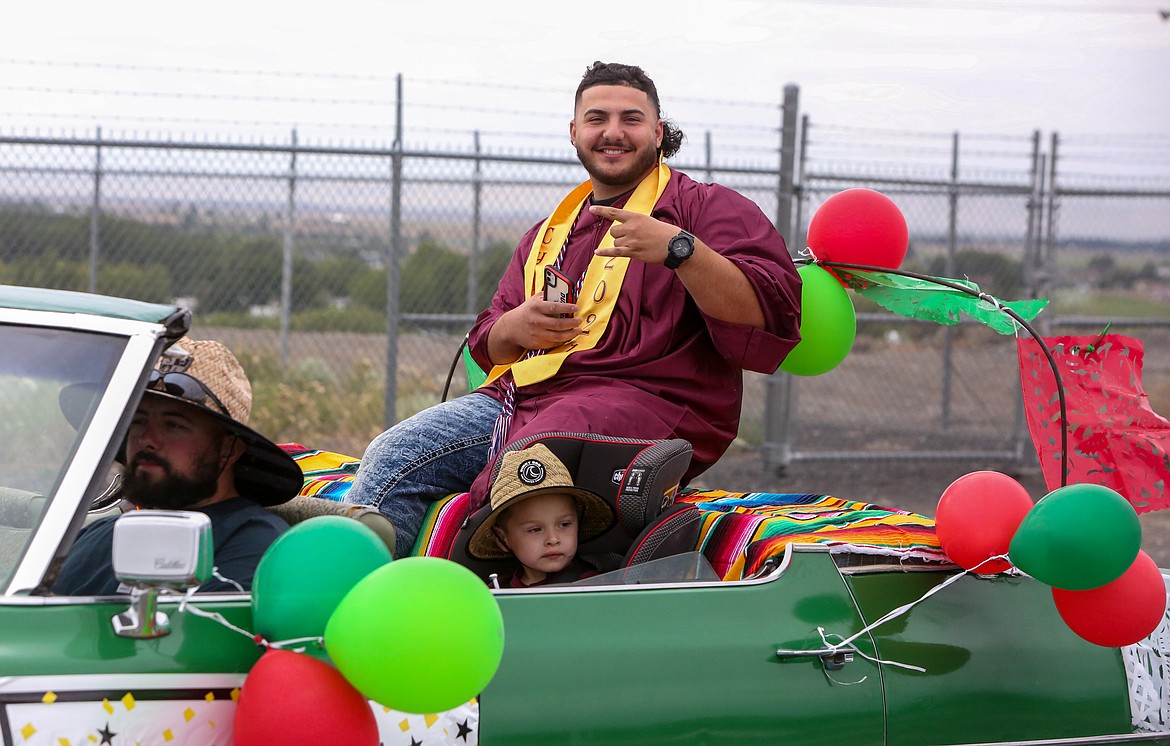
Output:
[1, 283, 1168, 745]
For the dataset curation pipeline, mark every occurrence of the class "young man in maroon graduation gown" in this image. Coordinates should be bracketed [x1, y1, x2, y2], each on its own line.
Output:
[348, 61, 802, 558]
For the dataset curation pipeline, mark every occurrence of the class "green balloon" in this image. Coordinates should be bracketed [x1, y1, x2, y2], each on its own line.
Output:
[252, 516, 393, 645]
[1008, 483, 1141, 591]
[779, 264, 857, 376]
[325, 557, 505, 714]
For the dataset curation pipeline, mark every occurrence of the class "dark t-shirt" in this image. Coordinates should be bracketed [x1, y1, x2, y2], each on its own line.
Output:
[52, 497, 289, 596]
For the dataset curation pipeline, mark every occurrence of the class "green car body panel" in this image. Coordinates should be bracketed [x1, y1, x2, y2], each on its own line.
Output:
[483, 551, 884, 745]
[0, 601, 261, 678]
[848, 570, 1135, 745]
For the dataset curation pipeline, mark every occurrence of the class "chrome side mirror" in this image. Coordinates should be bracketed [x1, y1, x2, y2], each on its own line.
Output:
[110, 510, 213, 638]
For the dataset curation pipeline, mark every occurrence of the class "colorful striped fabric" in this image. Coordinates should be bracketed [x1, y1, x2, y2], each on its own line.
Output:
[414, 492, 474, 558]
[676, 490, 946, 580]
[276, 445, 947, 579]
[278, 443, 360, 501]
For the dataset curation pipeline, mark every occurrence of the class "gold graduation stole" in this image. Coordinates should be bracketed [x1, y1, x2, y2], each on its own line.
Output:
[485, 162, 671, 388]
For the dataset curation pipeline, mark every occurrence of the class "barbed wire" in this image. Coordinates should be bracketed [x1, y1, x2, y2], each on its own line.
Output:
[3, 57, 1165, 183]
[1067, 135, 1170, 152]
[0, 58, 780, 113]
[0, 84, 395, 108]
[809, 122, 1037, 143]
[0, 57, 390, 83]
[0, 110, 393, 132]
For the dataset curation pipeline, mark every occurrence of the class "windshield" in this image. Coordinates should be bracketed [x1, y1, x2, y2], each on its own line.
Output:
[0, 325, 126, 585]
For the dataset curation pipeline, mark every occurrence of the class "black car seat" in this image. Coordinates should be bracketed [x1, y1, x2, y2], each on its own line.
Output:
[621, 502, 704, 568]
[448, 432, 693, 582]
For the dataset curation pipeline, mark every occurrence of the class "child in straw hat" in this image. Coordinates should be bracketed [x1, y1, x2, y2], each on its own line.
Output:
[469, 443, 614, 588]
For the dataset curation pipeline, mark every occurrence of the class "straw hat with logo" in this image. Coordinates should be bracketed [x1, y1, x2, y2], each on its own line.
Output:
[468, 443, 614, 560]
[144, 337, 302, 506]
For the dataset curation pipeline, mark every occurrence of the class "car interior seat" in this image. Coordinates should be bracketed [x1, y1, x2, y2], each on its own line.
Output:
[447, 432, 693, 583]
[0, 487, 47, 580]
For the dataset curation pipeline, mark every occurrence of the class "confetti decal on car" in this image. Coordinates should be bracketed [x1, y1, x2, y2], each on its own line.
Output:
[4, 684, 239, 745]
[0, 676, 479, 745]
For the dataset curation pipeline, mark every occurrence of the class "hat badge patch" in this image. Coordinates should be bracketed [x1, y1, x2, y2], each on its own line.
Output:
[517, 458, 546, 486]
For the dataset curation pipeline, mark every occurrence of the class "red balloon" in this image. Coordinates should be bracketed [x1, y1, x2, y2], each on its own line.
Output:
[234, 649, 378, 746]
[807, 188, 909, 270]
[935, 471, 1033, 573]
[1053, 550, 1167, 648]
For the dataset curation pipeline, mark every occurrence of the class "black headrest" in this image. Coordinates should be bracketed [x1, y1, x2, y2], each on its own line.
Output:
[452, 432, 693, 581]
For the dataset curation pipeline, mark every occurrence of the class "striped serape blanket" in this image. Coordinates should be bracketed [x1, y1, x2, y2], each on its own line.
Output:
[677, 490, 946, 580]
[278, 443, 360, 501]
[275, 446, 948, 579]
[414, 492, 474, 558]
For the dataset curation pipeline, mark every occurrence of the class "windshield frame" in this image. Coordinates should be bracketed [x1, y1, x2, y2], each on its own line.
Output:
[0, 306, 169, 595]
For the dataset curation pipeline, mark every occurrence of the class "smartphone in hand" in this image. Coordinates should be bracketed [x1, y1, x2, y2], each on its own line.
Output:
[543, 266, 575, 317]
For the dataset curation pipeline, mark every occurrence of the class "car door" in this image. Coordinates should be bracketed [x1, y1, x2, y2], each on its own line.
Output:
[846, 568, 1150, 746]
[482, 547, 885, 746]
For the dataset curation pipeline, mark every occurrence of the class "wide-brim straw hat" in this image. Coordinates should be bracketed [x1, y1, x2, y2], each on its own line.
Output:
[468, 443, 614, 560]
[143, 337, 301, 506]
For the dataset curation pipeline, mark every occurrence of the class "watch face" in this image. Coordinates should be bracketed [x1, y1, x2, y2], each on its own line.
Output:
[670, 236, 692, 255]
[665, 232, 694, 269]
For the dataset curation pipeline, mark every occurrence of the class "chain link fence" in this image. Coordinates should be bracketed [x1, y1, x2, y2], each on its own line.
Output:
[2, 85, 1168, 471]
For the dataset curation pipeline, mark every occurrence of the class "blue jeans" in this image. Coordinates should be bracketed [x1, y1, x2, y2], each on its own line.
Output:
[347, 392, 498, 557]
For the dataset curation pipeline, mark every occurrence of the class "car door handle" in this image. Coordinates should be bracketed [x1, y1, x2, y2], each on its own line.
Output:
[775, 648, 854, 670]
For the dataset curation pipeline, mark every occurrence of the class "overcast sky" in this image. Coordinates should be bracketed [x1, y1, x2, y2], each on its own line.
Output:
[2, 0, 1168, 146]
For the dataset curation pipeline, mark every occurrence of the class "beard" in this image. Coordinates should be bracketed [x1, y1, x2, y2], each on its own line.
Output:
[123, 450, 222, 510]
[574, 139, 659, 191]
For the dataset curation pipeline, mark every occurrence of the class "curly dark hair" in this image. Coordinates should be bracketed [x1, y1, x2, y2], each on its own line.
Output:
[574, 61, 685, 159]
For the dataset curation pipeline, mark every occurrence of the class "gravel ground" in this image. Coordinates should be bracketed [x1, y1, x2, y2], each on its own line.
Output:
[693, 447, 1170, 570]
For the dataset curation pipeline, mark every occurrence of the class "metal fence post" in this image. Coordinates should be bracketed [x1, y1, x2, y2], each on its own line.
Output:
[1044, 132, 1060, 307]
[763, 83, 800, 474]
[469, 130, 482, 315]
[1023, 130, 1043, 299]
[279, 128, 297, 369]
[704, 131, 713, 184]
[88, 126, 102, 294]
[384, 74, 404, 428]
[1014, 131, 1046, 460]
[940, 131, 960, 431]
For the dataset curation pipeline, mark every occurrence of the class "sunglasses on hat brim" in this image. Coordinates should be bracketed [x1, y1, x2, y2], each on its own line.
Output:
[147, 370, 229, 416]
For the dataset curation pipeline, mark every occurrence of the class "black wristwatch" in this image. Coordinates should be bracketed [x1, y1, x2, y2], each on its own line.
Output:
[664, 230, 695, 270]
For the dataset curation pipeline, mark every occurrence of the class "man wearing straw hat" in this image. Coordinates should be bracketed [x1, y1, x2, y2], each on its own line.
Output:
[53, 338, 303, 595]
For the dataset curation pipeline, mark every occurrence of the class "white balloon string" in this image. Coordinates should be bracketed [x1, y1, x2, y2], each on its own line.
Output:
[176, 588, 257, 642]
[776, 553, 1012, 673]
[268, 636, 327, 653]
[817, 627, 925, 673]
[174, 588, 325, 653]
[211, 567, 245, 592]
